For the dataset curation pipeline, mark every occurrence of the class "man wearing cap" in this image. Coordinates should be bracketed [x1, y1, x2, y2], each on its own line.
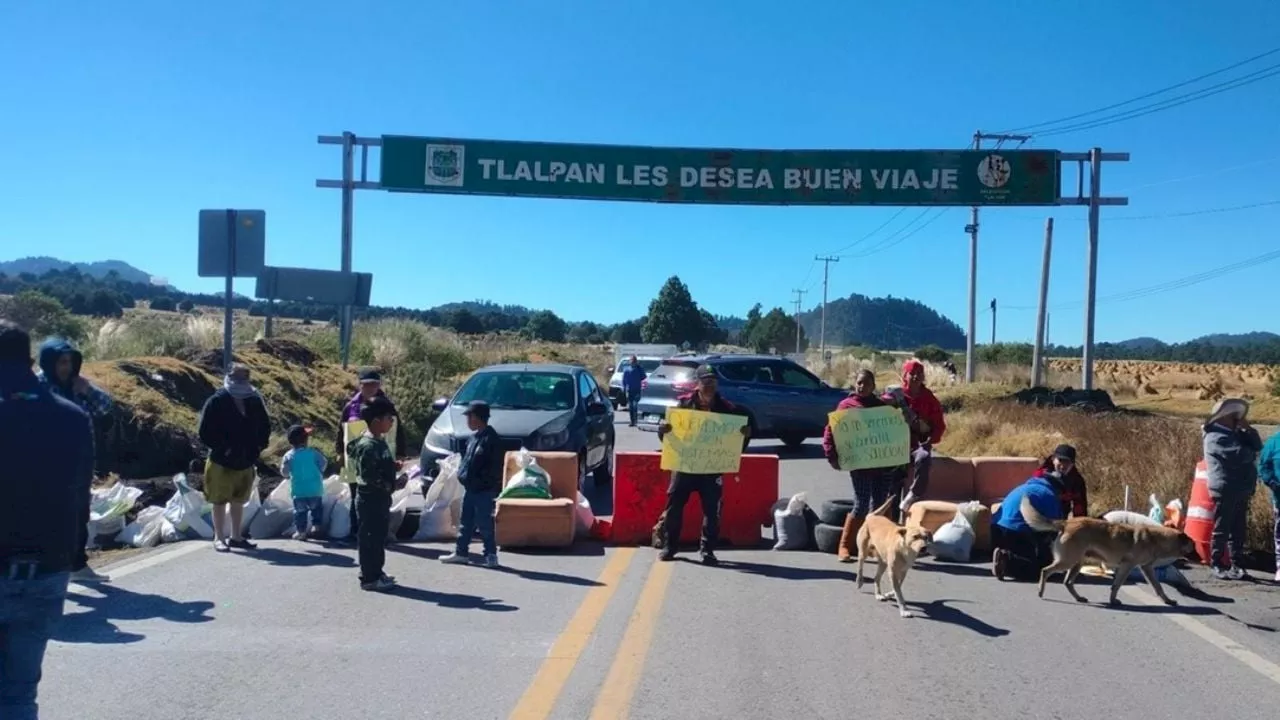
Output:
[1202, 397, 1262, 580]
[0, 320, 95, 714]
[441, 400, 504, 567]
[337, 368, 407, 540]
[656, 364, 750, 566]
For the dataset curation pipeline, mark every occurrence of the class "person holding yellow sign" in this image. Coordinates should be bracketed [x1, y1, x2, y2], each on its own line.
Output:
[335, 368, 407, 542]
[656, 365, 750, 566]
[822, 369, 911, 561]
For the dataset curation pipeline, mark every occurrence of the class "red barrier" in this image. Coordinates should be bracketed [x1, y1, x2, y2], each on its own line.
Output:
[611, 451, 780, 547]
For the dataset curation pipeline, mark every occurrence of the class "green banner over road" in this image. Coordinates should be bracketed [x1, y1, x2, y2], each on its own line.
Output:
[379, 135, 1060, 206]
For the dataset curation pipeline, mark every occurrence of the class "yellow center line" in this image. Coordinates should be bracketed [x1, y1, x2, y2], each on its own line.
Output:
[508, 546, 638, 720]
[588, 557, 675, 720]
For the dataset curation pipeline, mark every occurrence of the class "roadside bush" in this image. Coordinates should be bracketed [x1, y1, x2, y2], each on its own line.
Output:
[977, 342, 1034, 367]
[0, 290, 86, 342]
[914, 344, 951, 363]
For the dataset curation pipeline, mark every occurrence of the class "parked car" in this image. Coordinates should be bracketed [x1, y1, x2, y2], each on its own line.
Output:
[419, 363, 616, 487]
[605, 356, 664, 408]
[633, 353, 849, 449]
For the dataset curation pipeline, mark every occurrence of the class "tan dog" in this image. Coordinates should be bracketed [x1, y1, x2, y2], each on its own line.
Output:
[1019, 495, 1196, 607]
[855, 496, 932, 618]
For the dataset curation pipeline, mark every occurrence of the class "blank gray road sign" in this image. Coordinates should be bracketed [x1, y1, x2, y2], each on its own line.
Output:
[255, 266, 373, 307]
[198, 209, 266, 278]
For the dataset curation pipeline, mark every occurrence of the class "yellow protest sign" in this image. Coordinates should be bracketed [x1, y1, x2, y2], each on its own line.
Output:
[827, 405, 910, 471]
[659, 408, 748, 474]
[340, 419, 398, 483]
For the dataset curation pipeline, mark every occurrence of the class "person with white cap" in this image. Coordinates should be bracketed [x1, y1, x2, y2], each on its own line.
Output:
[1202, 397, 1262, 580]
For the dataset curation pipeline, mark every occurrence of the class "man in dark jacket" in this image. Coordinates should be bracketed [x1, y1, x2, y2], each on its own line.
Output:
[337, 368, 407, 541]
[1202, 397, 1263, 580]
[440, 401, 505, 568]
[620, 355, 647, 427]
[0, 320, 95, 715]
[657, 364, 750, 566]
[36, 336, 114, 583]
[197, 363, 272, 553]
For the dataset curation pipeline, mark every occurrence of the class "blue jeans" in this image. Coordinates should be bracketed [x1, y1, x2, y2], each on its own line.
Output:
[627, 391, 640, 425]
[292, 497, 324, 534]
[0, 570, 70, 719]
[456, 490, 497, 558]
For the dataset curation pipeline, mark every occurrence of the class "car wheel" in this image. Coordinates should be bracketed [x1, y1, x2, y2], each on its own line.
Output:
[594, 440, 614, 486]
[780, 433, 806, 451]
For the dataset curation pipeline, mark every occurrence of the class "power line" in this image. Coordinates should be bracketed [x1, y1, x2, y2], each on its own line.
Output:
[1032, 62, 1280, 138]
[1004, 197, 1280, 222]
[997, 46, 1280, 134]
[847, 208, 952, 258]
[1004, 247, 1280, 310]
[823, 207, 910, 256]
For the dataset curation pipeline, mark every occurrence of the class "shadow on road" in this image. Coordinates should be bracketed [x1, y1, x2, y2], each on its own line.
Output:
[913, 599, 1010, 637]
[55, 585, 215, 645]
[505, 543, 607, 558]
[390, 544, 604, 586]
[493, 566, 604, 587]
[391, 585, 518, 611]
[717, 558, 850, 581]
[248, 547, 356, 568]
[914, 560, 994, 578]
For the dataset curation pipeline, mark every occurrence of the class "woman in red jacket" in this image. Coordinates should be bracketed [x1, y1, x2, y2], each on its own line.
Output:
[898, 359, 946, 513]
[1035, 443, 1089, 518]
[822, 369, 907, 562]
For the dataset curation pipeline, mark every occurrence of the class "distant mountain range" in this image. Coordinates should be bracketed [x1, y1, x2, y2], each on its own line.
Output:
[0, 256, 159, 285]
[4, 256, 1278, 352]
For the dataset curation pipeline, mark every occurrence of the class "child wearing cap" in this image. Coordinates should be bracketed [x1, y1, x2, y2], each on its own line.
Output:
[347, 396, 405, 591]
[440, 400, 504, 568]
[282, 425, 327, 540]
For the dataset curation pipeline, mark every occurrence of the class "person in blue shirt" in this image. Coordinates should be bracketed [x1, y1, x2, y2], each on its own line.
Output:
[282, 424, 328, 540]
[991, 463, 1073, 581]
[1255, 426, 1280, 583]
[1, 320, 96, 715]
[620, 355, 647, 427]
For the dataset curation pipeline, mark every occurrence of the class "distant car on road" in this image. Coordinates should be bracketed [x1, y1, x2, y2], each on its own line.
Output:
[605, 356, 664, 408]
[419, 363, 616, 488]
[633, 353, 849, 449]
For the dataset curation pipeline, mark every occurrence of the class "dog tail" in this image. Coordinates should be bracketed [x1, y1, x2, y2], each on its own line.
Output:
[871, 494, 896, 518]
[1019, 495, 1065, 533]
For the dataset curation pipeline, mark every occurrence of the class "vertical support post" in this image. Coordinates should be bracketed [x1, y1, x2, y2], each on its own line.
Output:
[814, 255, 839, 363]
[791, 288, 807, 355]
[1082, 148, 1102, 391]
[264, 296, 274, 339]
[964, 131, 980, 383]
[990, 298, 997, 345]
[339, 131, 356, 369]
[223, 209, 237, 373]
[1031, 218, 1054, 387]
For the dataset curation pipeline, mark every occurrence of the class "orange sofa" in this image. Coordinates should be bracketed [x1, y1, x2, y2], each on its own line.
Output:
[493, 451, 579, 548]
[906, 455, 1040, 552]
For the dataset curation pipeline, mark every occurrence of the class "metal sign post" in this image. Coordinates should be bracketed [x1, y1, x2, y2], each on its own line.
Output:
[197, 209, 266, 373]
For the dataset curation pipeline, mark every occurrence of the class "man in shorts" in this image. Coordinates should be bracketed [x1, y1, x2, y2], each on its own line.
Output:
[197, 363, 272, 552]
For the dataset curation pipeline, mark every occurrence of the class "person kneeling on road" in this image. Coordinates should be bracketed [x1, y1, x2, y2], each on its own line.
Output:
[440, 401, 503, 568]
[823, 369, 906, 562]
[348, 396, 406, 592]
[657, 364, 750, 566]
[990, 466, 1071, 581]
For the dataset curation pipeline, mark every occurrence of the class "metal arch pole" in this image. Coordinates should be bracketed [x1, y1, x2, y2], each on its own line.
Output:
[339, 131, 356, 369]
[1081, 147, 1102, 391]
[964, 132, 980, 383]
[1031, 218, 1054, 387]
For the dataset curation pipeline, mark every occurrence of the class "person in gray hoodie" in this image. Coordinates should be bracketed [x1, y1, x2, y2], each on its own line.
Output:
[1202, 397, 1263, 580]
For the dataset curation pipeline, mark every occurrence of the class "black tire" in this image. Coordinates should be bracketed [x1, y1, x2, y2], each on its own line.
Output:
[780, 433, 806, 450]
[817, 498, 855, 527]
[814, 522, 844, 554]
[593, 440, 614, 486]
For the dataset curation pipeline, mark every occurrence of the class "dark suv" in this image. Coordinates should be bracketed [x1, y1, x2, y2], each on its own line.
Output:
[632, 353, 849, 449]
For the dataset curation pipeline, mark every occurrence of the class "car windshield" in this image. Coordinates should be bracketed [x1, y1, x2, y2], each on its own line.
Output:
[452, 371, 576, 411]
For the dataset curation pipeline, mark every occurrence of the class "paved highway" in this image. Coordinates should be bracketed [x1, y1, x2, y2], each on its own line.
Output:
[43, 420, 1280, 719]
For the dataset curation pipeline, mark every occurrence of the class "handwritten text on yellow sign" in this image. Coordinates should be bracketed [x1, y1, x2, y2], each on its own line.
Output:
[660, 408, 748, 474]
[828, 405, 910, 471]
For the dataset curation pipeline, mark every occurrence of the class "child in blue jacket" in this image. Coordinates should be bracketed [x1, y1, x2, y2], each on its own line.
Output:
[1257, 432, 1280, 583]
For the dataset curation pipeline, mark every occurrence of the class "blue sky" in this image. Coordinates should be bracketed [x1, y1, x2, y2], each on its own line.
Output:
[3, 1, 1279, 345]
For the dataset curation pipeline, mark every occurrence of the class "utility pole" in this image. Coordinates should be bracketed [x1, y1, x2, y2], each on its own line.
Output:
[791, 289, 807, 355]
[814, 255, 839, 362]
[964, 130, 1032, 383]
[1031, 218, 1054, 387]
[990, 298, 997, 345]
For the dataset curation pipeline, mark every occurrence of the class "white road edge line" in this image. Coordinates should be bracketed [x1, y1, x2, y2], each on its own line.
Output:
[71, 542, 207, 591]
[1122, 586, 1280, 686]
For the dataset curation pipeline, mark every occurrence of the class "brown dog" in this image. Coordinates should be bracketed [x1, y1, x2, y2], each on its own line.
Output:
[855, 496, 932, 618]
[1019, 496, 1196, 607]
